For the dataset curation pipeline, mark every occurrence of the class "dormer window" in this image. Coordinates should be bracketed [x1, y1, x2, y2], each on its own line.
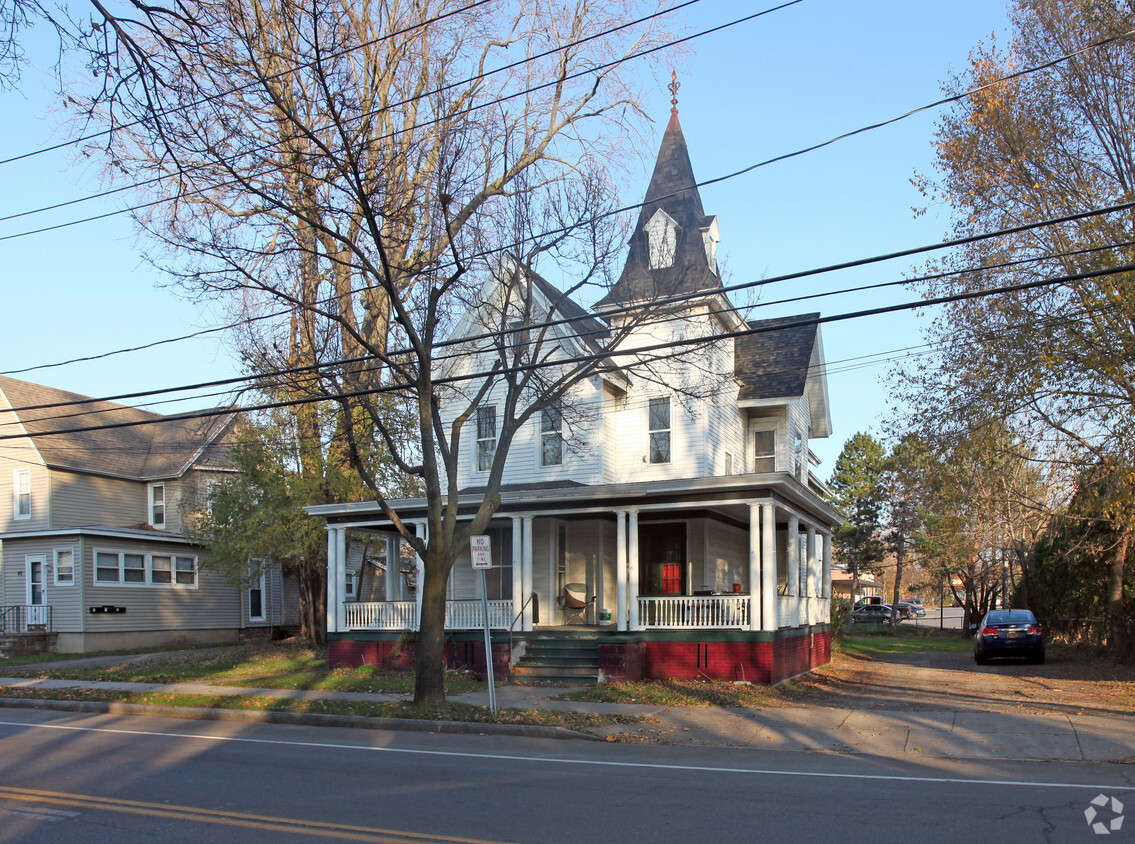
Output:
[701, 217, 720, 272]
[645, 209, 679, 269]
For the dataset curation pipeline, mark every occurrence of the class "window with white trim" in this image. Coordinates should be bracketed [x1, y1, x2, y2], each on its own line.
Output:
[476, 406, 497, 472]
[753, 423, 777, 473]
[149, 483, 166, 529]
[249, 569, 266, 621]
[648, 397, 671, 464]
[54, 549, 75, 585]
[794, 433, 806, 481]
[724, 453, 733, 476]
[13, 468, 30, 520]
[541, 401, 563, 467]
[94, 549, 198, 588]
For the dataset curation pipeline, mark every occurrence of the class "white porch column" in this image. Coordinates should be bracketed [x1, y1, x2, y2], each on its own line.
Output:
[748, 503, 760, 631]
[627, 509, 640, 630]
[326, 527, 340, 634]
[413, 521, 426, 631]
[822, 531, 832, 599]
[522, 516, 534, 631]
[615, 510, 628, 632]
[511, 516, 523, 628]
[384, 534, 399, 601]
[335, 526, 348, 633]
[761, 502, 777, 631]
[806, 525, 817, 598]
[787, 514, 799, 598]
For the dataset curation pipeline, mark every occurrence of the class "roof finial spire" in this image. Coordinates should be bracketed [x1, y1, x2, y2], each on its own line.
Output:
[668, 70, 680, 117]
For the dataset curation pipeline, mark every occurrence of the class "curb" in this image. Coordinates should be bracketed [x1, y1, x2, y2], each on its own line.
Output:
[0, 697, 600, 741]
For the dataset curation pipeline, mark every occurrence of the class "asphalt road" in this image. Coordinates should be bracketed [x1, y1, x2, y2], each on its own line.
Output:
[1, 709, 1130, 842]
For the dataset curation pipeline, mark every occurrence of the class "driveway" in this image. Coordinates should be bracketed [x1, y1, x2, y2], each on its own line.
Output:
[792, 649, 1135, 717]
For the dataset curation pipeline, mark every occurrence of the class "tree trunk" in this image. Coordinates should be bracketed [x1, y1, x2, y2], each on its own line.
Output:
[1107, 524, 1130, 662]
[891, 542, 905, 625]
[414, 553, 452, 705]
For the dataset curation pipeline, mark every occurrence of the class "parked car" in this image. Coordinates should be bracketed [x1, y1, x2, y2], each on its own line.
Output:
[851, 604, 894, 624]
[973, 609, 1045, 664]
[854, 596, 883, 609]
[896, 601, 925, 618]
[903, 597, 924, 609]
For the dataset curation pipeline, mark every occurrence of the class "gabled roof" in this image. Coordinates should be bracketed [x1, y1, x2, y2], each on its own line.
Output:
[596, 111, 725, 312]
[734, 314, 820, 401]
[0, 375, 237, 481]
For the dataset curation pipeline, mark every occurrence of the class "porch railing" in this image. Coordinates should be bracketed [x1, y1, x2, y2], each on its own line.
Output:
[637, 595, 749, 629]
[343, 600, 512, 631]
[0, 605, 52, 633]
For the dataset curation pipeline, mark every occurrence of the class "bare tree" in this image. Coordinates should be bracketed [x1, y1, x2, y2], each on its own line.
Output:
[71, 0, 691, 702]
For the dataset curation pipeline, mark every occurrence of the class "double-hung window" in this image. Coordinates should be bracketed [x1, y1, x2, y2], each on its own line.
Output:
[94, 550, 198, 587]
[541, 401, 563, 467]
[753, 424, 777, 473]
[476, 406, 497, 472]
[648, 397, 671, 464]
[54, 549, 74, 585]
[13, 469, 30, 520]
[149, 483, 166, 529]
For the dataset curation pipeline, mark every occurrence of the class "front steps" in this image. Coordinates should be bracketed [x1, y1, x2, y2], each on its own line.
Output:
[511, 631, 601, 683]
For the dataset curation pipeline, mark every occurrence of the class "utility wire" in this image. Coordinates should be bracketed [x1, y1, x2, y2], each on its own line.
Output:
[3, 204, 1132, 417]
[0, 0, 712, 220]
[2, 257, 1132, 442]
[0, 0, 789, 239]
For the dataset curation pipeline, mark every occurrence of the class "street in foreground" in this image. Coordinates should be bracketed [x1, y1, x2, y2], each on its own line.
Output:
[0, 709, 1130, 843]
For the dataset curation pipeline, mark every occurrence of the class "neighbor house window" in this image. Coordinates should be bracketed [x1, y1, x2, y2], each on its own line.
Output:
[249, 566, 266, 621]
[648, 397, 671, 464]
[149, 483, 166, 528]
[476, 406, 497, 471]
[541, 401, 563, 466]
[93, 550, 197, 588]
[725, 453, 733, 475]
[13, 469, 30, 520]
[753, 426, 777, 473]
[54, 549, 74, 585]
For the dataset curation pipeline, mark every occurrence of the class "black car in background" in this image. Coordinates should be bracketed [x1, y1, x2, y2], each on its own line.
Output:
[974, 609, 1045, 664]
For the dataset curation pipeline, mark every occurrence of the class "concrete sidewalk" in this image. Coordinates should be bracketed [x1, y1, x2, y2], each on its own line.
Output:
[2, 674, 1133, 763]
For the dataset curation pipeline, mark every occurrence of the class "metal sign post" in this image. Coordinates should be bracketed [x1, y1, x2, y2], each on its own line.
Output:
[470, 535, 497, 715]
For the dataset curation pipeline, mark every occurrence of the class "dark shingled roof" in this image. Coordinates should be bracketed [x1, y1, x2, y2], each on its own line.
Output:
[734, 314, 820, 401]
[527, 268, 610, 354]
[596, 112, 723, 311]
[0, 375, 237, 480]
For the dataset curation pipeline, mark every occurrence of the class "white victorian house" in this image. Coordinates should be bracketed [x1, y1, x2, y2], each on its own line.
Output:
[309, 106, 840, 684]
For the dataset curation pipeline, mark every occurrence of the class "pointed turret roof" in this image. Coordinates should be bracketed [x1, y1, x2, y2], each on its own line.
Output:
[596, 105, 723, 313]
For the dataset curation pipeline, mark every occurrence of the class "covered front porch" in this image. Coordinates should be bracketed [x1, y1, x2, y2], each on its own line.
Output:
[316, 474, 838, 638]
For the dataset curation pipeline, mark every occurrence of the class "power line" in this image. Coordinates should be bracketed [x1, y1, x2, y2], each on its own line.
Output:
[4, 203, 1133, 419]
[0, 0, 784, 239]
[2, 257, 1132, 442]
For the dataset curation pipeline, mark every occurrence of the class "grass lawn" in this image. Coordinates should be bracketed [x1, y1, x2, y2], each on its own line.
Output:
[0, 685, 641, 730]
[836, 625, 972, 658]
[0, 640, 486, 695]
[556, 679, 806, 708]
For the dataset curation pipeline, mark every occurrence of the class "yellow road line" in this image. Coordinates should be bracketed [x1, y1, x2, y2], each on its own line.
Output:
[0, 786, 510, 844]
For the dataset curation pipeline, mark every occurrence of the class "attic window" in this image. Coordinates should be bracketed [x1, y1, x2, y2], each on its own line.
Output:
[149, 483, 166, 529]
[645, 209, 679, 270]
[701, 217, 720, 272]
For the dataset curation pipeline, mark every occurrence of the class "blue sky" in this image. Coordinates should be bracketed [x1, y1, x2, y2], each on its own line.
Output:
[0, 0, 1010, 472]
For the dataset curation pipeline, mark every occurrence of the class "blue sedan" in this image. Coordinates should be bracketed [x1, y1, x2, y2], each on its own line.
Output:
[974, 609, 1045, 664]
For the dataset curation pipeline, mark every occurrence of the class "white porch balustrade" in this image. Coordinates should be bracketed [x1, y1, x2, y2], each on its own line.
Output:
[637, 595, 750, 629]
[342, 600, 513, 631]
[344, 601, 418, 631]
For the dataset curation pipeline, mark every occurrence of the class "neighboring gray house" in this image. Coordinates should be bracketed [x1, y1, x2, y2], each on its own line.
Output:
[0, 375, 292, 653]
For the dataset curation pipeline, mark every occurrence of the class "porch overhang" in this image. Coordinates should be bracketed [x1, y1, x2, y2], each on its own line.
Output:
[305, 472, 841, 529]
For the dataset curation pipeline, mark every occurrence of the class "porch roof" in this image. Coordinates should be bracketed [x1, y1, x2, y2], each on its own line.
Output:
[306, 471, 842, 529]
